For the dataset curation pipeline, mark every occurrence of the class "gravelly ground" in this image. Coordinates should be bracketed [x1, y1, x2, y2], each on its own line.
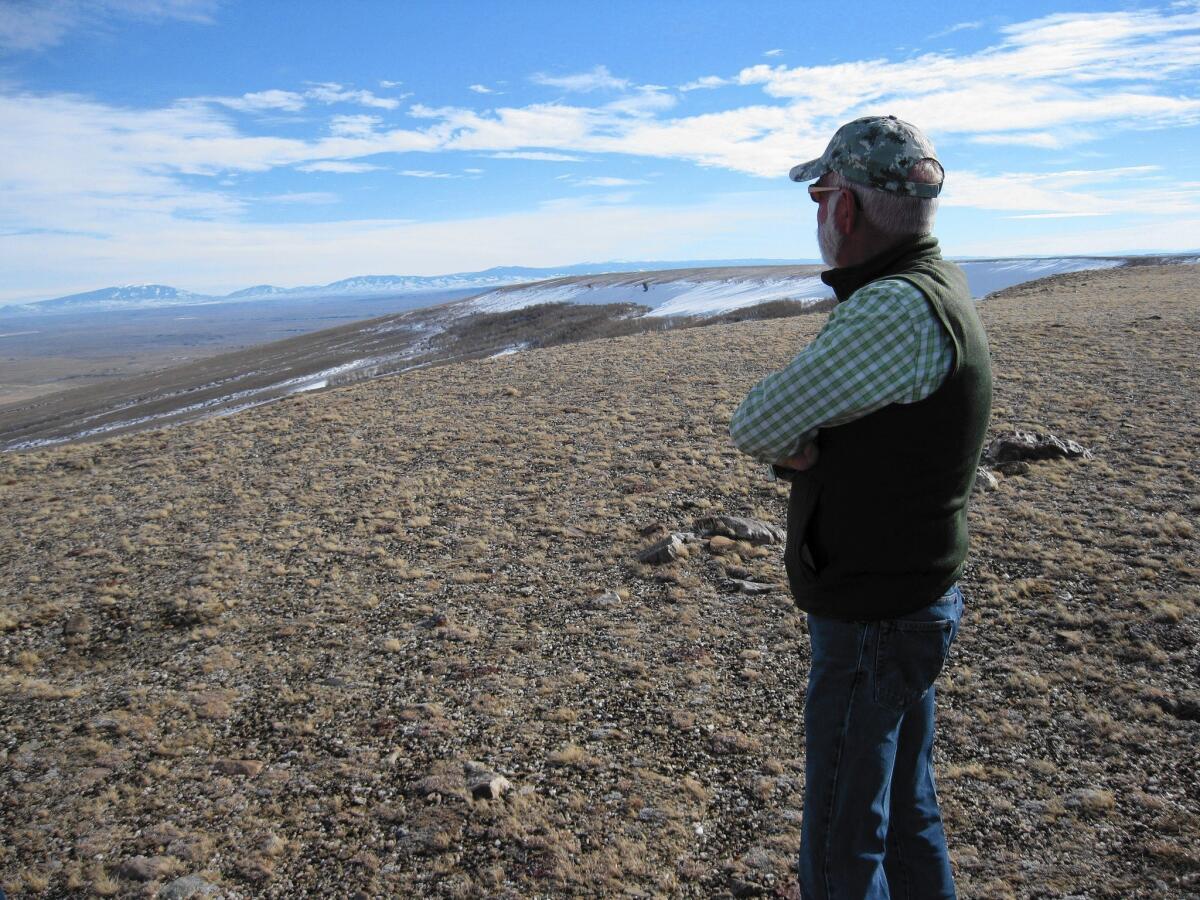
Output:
[1, 264, 1197, 898]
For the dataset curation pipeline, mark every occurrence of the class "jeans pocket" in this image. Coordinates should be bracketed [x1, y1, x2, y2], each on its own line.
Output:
[873, 617, 955, 709]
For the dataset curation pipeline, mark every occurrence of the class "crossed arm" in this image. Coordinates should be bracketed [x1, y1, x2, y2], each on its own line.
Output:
[728, 278, 954, 473]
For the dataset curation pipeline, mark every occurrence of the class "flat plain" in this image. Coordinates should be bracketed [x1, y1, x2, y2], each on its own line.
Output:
[1, 264, 1197, 898]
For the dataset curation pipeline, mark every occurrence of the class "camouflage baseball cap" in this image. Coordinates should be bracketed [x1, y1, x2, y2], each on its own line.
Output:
[789, 115, 943, 198]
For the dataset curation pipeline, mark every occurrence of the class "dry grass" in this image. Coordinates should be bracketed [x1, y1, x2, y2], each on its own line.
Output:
[0, 264, 1197, 897]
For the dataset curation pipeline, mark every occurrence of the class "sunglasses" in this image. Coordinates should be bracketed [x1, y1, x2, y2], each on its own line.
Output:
[807, 183, 861, 210]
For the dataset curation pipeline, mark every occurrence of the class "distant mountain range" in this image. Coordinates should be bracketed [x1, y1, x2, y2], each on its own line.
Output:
[0, 260, 813, 316]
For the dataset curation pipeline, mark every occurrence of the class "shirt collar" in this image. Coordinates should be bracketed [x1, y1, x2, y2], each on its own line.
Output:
[820, 234, 942, 303]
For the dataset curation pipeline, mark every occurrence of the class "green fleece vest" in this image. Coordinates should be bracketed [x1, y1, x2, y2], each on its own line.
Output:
[785, 235, 992, 620]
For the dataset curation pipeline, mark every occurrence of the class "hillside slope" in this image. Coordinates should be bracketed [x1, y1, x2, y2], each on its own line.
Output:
[1, 265, 1198, 898]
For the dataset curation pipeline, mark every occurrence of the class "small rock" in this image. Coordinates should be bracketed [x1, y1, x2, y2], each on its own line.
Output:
[1167, 692, 1200, 722]
[63, 614, 91, 636]
[724, 578, 776, 595]
[985, 429, 1093, 464]
[995, 460, 1030, 476]
[471, 775, 513, 801]
[638, 533, 685, 565]
[158, 874, 221, 900]
[730, 877, 767, 897]
[693, 514, 784, 545]
[973, 467, 999, 492]
[214, 758, 264, 777]
[118, 855, 179, 882]
[587, 591, 621, 610]
[706, 535, 736, 554]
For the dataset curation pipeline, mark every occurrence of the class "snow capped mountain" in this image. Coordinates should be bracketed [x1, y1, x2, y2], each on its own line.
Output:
[4, 255, 1187, 318]
[27, 284, 206, 312]
[224, 284, 291, 298]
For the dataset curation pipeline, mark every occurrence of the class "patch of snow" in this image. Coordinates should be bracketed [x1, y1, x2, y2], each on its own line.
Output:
[465, 276, 833, 318]
[644, 277, 830, 317]
[488, 343, 530, 358]
[959, 257, 1124, 299]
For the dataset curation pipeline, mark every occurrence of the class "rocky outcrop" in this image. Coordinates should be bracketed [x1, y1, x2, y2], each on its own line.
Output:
[985, 429, 1093, 464]
[693, 515, 784, 545]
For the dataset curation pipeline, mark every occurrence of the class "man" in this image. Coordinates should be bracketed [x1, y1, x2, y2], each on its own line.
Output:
[729, 116, 992, 899]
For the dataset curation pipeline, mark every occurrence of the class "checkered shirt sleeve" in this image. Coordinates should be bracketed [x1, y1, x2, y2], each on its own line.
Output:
[729, 277, 954, 465]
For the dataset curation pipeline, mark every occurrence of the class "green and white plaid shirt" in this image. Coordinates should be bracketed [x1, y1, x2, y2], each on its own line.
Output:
[730, 277, 954, 465]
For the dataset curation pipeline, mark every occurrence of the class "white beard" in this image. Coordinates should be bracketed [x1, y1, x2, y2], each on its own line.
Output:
[817, 192, 843, 267]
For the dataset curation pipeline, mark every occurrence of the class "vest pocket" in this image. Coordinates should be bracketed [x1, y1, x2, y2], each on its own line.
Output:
[784, 479, 822, 588]
[872, 617, 954, 709]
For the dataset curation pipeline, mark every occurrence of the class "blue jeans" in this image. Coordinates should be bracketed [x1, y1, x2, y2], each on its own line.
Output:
[798, 585, 963, 900]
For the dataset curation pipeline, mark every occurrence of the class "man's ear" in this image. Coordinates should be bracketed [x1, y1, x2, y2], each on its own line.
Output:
[836, 187, 856, 235]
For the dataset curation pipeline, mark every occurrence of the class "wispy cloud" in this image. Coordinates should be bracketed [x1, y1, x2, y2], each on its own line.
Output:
[263, 191, 339, 204]
[929, 21, 984, 40]
[305, 82, 402, 110]
[328, 114, 381, 138]
[204, 84, 406, 115]
[208, 89, 307, 113]
[400, 170, 459, 179]
[573, 176, 647, 187]
[532, 64, 629, 92]
[0, 0, 216, 52]
[297, 161, 382, 174]
[489, 151, 584, 162]
[763, 48, 784, 57]
[469, 84, 495, 94]
[679, 75, 730, 91]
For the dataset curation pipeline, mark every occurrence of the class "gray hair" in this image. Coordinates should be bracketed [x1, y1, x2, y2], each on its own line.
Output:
[831, 159, 941, 237]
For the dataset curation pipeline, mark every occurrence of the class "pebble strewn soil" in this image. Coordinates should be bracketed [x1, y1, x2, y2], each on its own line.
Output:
[1, 264, 1198, 898]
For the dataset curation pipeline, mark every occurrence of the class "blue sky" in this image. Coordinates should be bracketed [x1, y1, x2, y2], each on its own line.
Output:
[1, 0, 1199, 302]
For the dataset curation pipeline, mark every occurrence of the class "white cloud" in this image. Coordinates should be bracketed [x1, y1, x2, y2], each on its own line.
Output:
[679, 75, 730, 91]
[532, 65, 629, 92]
[306, 82, 401, 110]
[0, 89, 445, 239]
[400, 170, 459, 178]
[489, 151, 584, 162]
[329, 114, 381, 138]
[574, 176, 647, 187]
[263, 192, 339, 204]
[204, 84, 409, 116]
[379, 80, 403, 89]
[209, 89, 307, 113]
[603, 87, 676, 117]
[764, 48, 783, 57]
[0, 0, 215, 52]
[297, 161, 382, 174]
[469, 84, 495, 94]
[929, 21, 984, 40]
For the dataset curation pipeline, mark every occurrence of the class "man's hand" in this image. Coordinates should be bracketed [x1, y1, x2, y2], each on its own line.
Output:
[778, 441, 820, 472]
